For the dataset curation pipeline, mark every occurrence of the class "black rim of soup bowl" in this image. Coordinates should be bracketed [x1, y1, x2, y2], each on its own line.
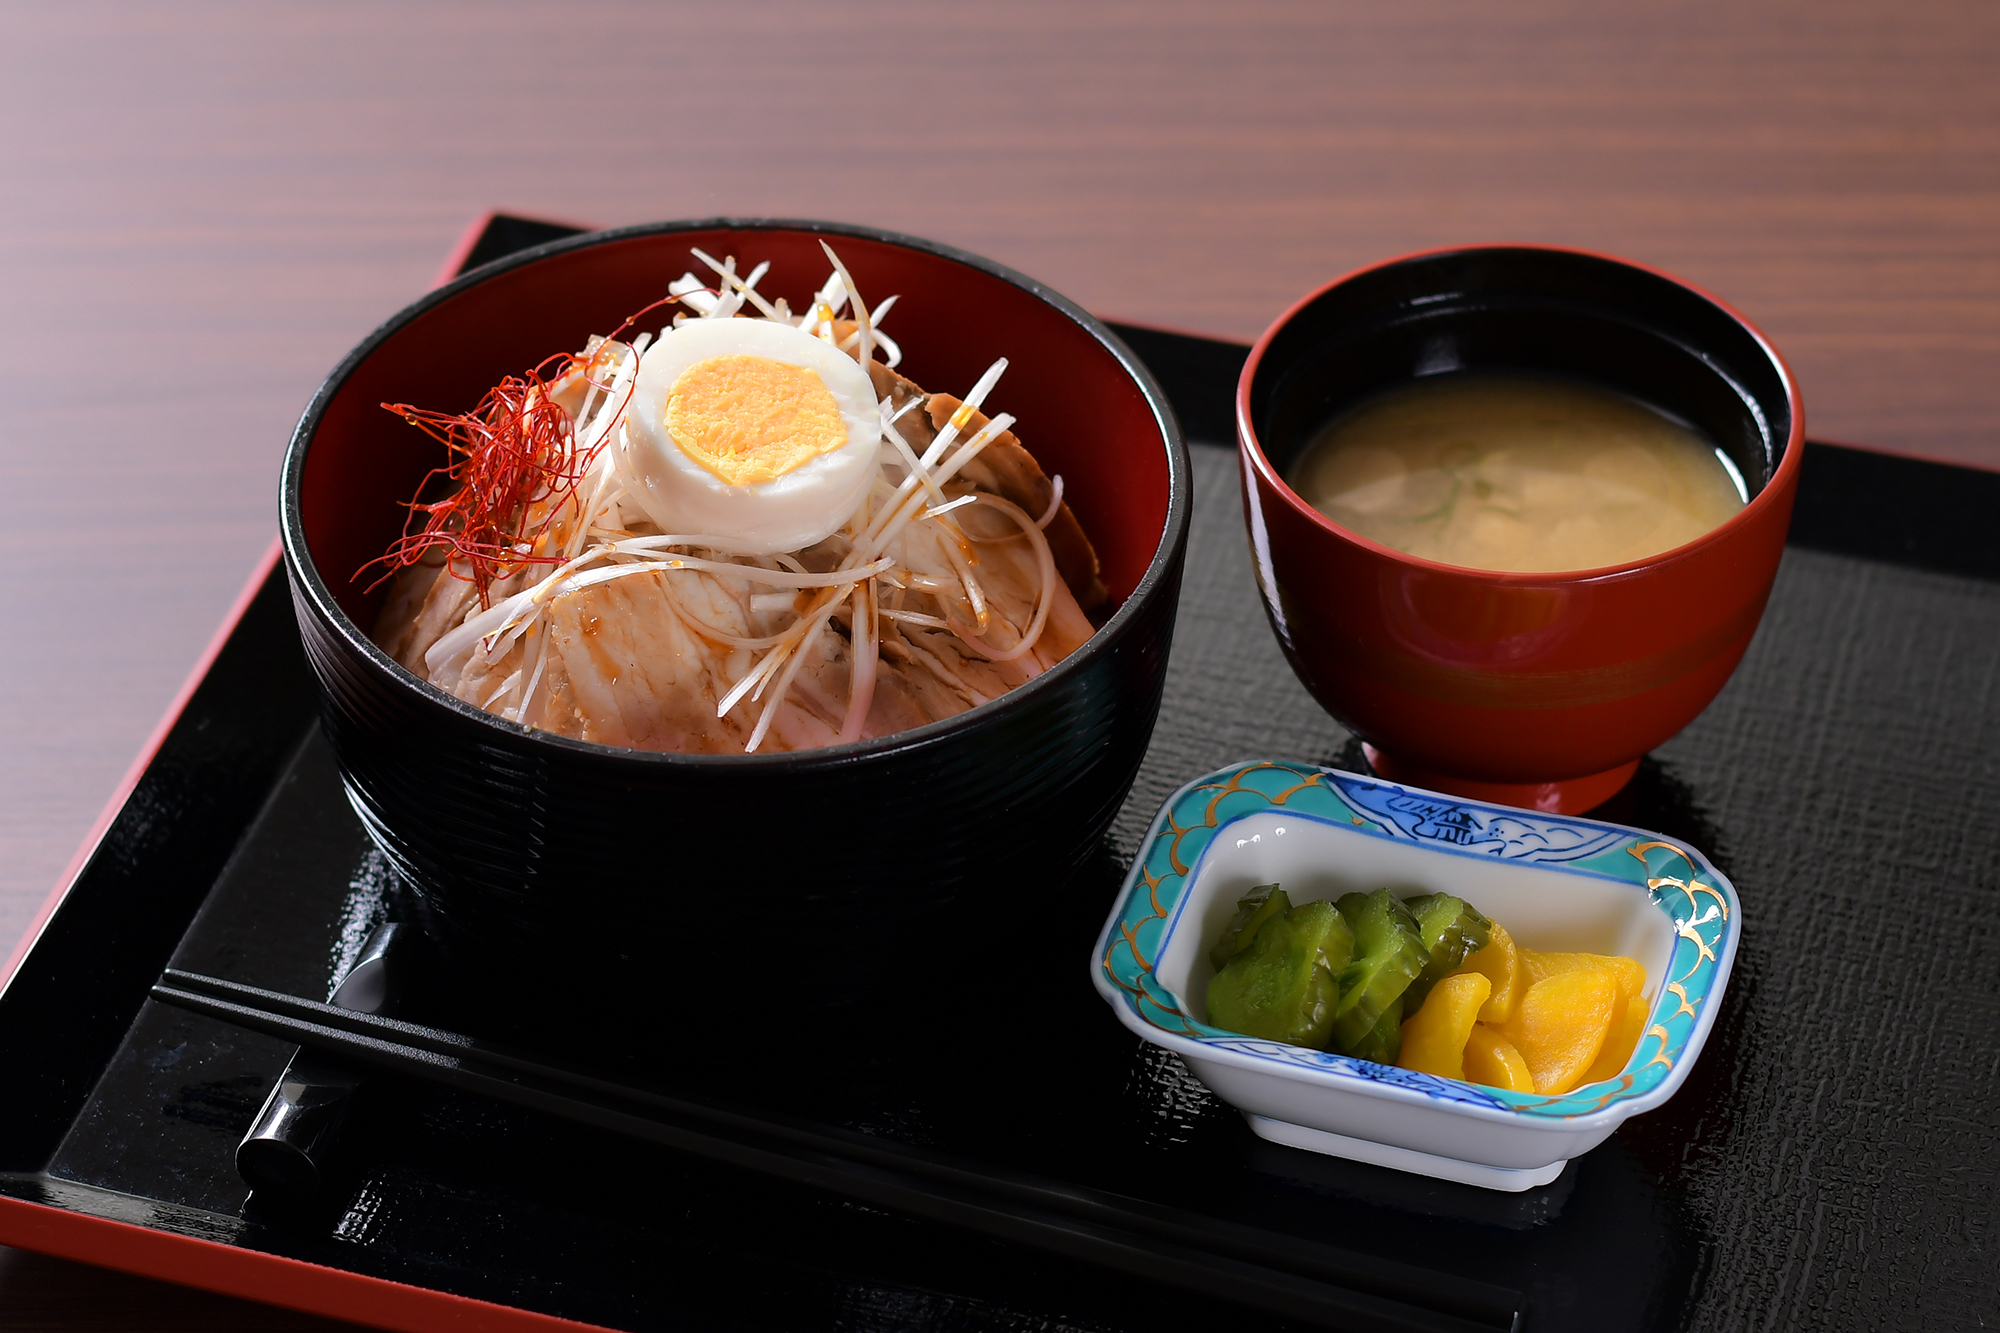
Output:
[1242, 244, 1799, 510]
[280, 218, 1192, 1033]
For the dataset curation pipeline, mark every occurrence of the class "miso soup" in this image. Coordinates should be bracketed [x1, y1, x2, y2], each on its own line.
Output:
[1287, 375, 1748, 574]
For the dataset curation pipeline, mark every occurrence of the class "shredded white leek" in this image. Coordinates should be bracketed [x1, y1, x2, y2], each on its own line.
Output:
[413, 248, 1073, 752]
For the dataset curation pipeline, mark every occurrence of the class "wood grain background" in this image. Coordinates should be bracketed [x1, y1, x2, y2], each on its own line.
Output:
[2, 0, 1994, 1326]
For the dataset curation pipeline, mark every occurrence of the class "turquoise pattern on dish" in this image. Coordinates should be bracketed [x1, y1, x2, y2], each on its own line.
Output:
[1098, 761, 1736, 1120]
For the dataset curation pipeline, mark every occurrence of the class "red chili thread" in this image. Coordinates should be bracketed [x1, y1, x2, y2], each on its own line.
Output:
[356, 296, 686, 605]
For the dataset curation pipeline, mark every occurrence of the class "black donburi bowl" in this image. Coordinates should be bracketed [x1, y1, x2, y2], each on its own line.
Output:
[280, 220, 1190, 1034]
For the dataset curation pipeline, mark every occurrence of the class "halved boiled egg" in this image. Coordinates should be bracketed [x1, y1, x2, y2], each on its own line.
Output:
[615, 316, 881, 553]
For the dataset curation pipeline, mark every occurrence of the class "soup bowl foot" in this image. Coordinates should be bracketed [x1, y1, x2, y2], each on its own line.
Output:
[1362, 745, 1639, 815]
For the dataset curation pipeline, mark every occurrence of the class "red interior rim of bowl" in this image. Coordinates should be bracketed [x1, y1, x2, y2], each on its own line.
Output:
[281, 218, 1192, 766]
[1234, 241, 1806, 586]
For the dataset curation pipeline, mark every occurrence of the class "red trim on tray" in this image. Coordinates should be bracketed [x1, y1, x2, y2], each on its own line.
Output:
[430, 210, 598, 288]
[0, 539, 285, 998]
[0, 1196, 615, 1333]
[432, 211, 500, 288]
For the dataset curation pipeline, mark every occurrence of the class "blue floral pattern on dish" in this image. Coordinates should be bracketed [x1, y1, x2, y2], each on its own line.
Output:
[1324, 774, 1629, 863]
[1097, 761, 1736, 1120]
[1203, 1038, 1512, 1110]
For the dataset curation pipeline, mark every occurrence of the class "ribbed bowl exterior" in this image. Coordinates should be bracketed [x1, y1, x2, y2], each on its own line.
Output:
[280, 220, 1189, 1022]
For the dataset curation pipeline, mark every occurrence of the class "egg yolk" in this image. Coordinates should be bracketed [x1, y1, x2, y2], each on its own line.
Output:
[664, 354, 849, 486]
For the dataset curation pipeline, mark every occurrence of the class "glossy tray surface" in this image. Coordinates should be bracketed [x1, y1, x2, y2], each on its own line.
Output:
[2, 218, 1996, 1332]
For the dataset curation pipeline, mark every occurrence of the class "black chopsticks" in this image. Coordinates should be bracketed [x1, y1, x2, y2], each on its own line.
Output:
[153, 968, 1522, 1333]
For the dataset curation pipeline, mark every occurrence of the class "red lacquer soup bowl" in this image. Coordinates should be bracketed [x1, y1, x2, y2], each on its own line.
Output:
[1237, 246, 1803, 813]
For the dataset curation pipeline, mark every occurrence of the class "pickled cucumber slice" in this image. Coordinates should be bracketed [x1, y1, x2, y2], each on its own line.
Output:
[1347, 994, 1404, 1066]
[1207, 884, 1291, 971]
[1330, 890, 1430, 1054]
[1401, 893, 1495, 1009]
[1206, 899, 1354, 1048]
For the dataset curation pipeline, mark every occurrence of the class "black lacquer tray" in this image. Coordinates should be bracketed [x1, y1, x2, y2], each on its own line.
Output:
[2, 216, 1996, 1333]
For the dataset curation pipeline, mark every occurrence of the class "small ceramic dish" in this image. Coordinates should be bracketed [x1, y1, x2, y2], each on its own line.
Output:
[1091, 760, 1739, 1191]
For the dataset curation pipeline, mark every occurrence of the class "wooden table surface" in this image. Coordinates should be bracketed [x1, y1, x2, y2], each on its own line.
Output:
[2, 1, 1994, 1327]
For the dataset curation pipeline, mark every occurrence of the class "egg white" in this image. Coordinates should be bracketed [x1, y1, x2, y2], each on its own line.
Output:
[615, 317, 881, 554]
